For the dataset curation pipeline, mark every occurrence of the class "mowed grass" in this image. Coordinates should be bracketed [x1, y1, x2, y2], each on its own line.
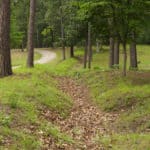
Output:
[11, 49, 41, 66]
[91, 44, 150, 70]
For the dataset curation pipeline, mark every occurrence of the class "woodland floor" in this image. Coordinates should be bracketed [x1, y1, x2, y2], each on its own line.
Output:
[1, 46, 150, 149]
[40, 77, 118, 150]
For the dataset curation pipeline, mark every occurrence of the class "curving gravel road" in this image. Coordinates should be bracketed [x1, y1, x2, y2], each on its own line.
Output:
[35, 49, 56, 64]
[13, 49, 56, 69]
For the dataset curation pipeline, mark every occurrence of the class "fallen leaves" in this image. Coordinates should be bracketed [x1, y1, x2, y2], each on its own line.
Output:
[40, 77, 118, 149]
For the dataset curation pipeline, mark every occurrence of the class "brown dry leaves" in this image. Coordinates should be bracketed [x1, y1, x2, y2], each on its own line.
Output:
[40, 77, 118, 150]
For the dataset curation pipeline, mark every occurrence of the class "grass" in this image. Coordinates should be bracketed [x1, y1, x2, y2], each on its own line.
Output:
[0, 45, 150, 149]
[0, 62, 73, 149]
[11, 49, 41, 66]
[91, 44, 150, 70]
[96, 133, 150, 150]
[57, 45, 150, 149]
[0, 126, 41, 150]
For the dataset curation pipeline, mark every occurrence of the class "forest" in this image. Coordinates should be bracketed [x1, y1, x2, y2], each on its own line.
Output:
[0, 0, 150, 149]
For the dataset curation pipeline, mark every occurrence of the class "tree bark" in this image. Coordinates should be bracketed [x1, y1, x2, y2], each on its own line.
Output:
[36, 28, 39, 48]
[27, 0, 36, 68]
[70, 44, 74, 58]
[88, 22, 92, 69]
[51, 29, 54, 48]
[123, 42, 127, 76]
[60, 0, 66, 60]
[84, 38, 88, 69]
[114, 38, 120, 68]
[21, 41, 24, 52]
[109, 37, 115, 68]
[130, 32, 138, 69]
[0, 0, 12, 77]
[96, 39, 100, 53]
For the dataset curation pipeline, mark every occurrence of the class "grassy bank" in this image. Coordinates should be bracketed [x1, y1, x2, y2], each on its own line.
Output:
[0, 64, 73, 149]
[70, 45, 150, 149]
[0, 45, 150, 149]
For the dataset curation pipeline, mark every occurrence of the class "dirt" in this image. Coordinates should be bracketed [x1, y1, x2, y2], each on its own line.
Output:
[40, 77, 118, 150]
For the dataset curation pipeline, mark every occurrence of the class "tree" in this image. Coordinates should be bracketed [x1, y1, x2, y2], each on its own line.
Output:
[114, 37, 120, 68]
[87, 22, 92, 69]
[130, 31, 138, 69]
[60, 0, 66, 60]
[0, 0, 12, 77]
[109, 37, 115, 68]
[27, 0, 36, 68]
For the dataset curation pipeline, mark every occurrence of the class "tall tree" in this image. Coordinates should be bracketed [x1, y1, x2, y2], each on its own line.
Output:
[109, 37, 115, 68]
[27, 0, 36, 68]
[130, 31, 138, 69]
[114, 37, 120, 68]
[88, 22, 92, 69]
[0, 0, 12, 77]
[60, 0, 66, 60]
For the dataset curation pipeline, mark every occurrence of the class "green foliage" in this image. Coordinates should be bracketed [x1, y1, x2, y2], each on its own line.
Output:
[10, 13, 24, 48]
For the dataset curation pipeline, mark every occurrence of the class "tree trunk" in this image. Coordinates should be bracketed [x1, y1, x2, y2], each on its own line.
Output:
[100, 40, 103, 51]
[84, 38, 88, 69]
[130, 32, 138, 69]
[0, 0, 12, 77]
[60, 0, 66, 60]
[21, 41, 24, 52]
[27, 0, 36, 68]
[123, 42, 127, 76]
[88, 22, 92, 69]
[70, 44, 74, 58]
[109, 37, 115, 68]
[96, 39, 100, 53]
[51, 29, 54, 48]
[36, 28, 39, 48]
[114, 38, 120, 68]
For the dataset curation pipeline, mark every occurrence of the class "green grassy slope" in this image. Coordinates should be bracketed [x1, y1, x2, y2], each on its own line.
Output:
[0, 64, 73, 149]
[70, 45, 150, 149]
[0, 45, 149, 149]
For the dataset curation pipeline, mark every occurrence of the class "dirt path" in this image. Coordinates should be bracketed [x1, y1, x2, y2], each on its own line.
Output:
[35, 49, 56, 64]
[13, 49, 56, 69]
[41, 77, 118, 149]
